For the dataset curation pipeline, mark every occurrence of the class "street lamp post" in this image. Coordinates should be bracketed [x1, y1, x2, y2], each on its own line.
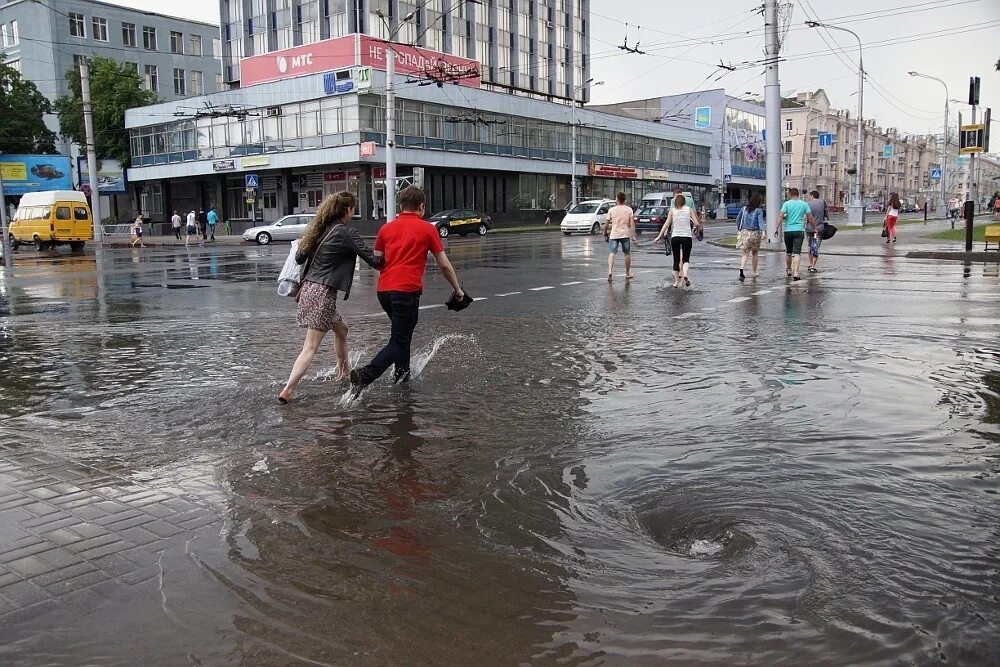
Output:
[571, 79, 603, 208]
[807, 21, 864, 227]
[376, 9, 416, 222]
[909, 72, 949, 216]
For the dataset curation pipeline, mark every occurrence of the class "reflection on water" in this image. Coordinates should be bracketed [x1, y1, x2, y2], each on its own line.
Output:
[0, 245, 998, 663]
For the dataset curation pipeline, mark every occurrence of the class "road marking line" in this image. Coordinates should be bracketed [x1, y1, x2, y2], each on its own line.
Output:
[752, 290, 772, 296]
[701, 307, 716, 311]
[673, 312, 700, 319]
[725, 296, 752, 303]
[530, 286, 555, 291]
[561, 281, 583, 286]
[419, 304, 444, 310]
[473, 297, 488, 301]
[587, 277, 606, 281]
[494, 292, 521, 297]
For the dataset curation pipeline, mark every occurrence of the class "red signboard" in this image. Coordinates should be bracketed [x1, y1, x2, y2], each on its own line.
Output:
[240, 36, 356, 87]
[588, 162, 640, 179]
[324, 171, 346, 182]
[359, 36, 480, 88]
[360, 141, 376, 157]
[239, 34, 481, 89]
[373, 167, 386, 179]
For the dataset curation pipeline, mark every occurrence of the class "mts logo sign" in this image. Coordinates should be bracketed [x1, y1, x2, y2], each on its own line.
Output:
[276, 53, 313, 73]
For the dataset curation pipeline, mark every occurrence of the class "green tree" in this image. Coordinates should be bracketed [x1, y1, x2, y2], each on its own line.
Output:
[54, 57, 159, 166]
[0, 57, 57, 154]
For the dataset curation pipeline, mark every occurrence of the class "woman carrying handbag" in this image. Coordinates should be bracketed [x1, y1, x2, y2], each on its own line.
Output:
[884, 193, 901, 244]
[278, 192, 383, 404]
[735, 194, 765, 282]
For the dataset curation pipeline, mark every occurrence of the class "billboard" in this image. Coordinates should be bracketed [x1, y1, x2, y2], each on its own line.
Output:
[0, 155, 73, 195]
[239, 34, 481, 89]
[77, 157, 127, 194]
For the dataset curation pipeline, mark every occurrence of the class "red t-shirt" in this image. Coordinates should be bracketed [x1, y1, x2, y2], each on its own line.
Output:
[374, 212, 444, 293]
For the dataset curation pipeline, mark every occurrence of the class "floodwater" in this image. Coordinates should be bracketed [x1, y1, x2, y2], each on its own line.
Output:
[0, 237, 998, 665]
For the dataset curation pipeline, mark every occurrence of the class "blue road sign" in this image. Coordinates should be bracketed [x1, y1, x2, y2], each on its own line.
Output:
[930, 168, 942, 181]
[882, 145, 894, 159]
[694, 106, 712, 129]
[818, 132, 833, 147]
[723, 174, 733, 183]
[245, 174, 259, 189]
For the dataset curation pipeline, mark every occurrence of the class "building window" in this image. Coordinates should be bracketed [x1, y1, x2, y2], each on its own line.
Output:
[215, 73, 224, 90]
[189, 34, 203, 56]
[784, 140, 793, 154]
[92, 17, 108, 42]
[170, 31, 183, 54]
[5, 20, 18, 46]
[143, 26, 157, 50]
[124, 62, 138, 75]
[190, 70, 203, 95]
[173, 68, 185, 95]
[785, 119, 793, 131]
[69, 12, 85, 38]
[122, 22, 136, 47]
[7, 58, 20, 73]
[784, 163, 792, 176]
[144, 64, 158, 91]
[1, 24, 7, 47]
[73, 54, 86, 70]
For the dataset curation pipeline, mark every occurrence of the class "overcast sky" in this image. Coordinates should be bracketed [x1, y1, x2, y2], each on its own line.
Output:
[106, 0, 999, 136]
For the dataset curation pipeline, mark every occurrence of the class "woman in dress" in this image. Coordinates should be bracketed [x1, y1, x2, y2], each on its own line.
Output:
[884, 192, 901, 244]
[278, 191, 383, 404]
[736, 193, 765, 282]
[653, 193, 701, 288]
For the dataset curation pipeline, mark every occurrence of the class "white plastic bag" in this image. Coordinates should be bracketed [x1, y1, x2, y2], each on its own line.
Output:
[277, 240, 303, 297]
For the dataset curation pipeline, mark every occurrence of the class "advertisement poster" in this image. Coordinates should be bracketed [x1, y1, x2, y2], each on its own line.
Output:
[0, 155, 73, 195]
[77, 157, 127, 194]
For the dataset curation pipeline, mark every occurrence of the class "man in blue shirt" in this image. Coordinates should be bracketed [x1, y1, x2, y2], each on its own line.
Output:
[775, 188, 815, 281]
[206, 207, 219, 241]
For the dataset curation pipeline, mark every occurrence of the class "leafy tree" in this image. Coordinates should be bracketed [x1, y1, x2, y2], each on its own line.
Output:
[54, 57, 159, 166]
[0, 57, 57, 154]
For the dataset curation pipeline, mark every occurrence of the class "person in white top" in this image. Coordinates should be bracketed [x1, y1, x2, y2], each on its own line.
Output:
[653, 193, 701, 288]
[131, 214, 145, 248]
[170, 211, 182, 240]
[604, 192, 637, 282]
[185, 210, 202, 247]
[884, 192, 901, 244]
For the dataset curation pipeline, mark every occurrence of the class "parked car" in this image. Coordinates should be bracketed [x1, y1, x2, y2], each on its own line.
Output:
[634, 206, 669, 234]
[561, 199, 614, 235]
[427, 209, 492, 238]
[242, 214, 313, 245]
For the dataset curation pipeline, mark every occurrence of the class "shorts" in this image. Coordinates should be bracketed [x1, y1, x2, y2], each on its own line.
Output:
[784, 231, 805, 255]
[134, 229, 143, 238]
[187, 225, 197, 234]
[608, 238, 631, 255]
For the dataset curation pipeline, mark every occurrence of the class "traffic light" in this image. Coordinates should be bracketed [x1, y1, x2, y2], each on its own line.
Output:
[412, 167, 424, 189]
[969, 76, 981, 106]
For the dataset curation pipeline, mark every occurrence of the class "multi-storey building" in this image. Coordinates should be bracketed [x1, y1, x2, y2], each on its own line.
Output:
[781, 89, 935, 210]
[0, 0, 223, 114]
[590, 88, 767, 210]
[219, 0, 590, 103]
[954, 153, 1000, 209]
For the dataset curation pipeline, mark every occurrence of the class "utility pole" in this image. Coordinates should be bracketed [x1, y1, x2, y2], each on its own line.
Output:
[80, 59, 103, 244]
[385, 42, 397, 221]
[0, 168, 11, 269]
[764, 0, 782, 240]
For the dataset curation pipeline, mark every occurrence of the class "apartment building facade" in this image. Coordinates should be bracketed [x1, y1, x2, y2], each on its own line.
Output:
[781, 90, 936, 210]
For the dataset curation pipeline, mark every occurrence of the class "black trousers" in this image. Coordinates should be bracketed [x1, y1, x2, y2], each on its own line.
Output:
[361, 291, 421, 382]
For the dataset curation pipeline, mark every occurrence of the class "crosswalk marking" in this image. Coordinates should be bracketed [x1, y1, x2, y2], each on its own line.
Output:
[725, 296, 752, 303]
[752, 290, 772, 296]
[529, 286, 555, 291]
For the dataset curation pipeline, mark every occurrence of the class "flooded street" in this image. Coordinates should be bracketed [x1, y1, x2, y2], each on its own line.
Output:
[0, 233, 998, 665]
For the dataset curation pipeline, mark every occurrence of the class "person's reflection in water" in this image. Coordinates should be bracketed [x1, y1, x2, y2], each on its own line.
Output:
[369, 401, 443, 567]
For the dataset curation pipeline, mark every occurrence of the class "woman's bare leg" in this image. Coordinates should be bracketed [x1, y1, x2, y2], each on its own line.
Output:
[282, 328, 326, 397]
[332, 320, 350, 380]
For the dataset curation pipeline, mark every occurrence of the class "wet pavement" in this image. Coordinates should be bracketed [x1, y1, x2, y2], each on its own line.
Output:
[0, 233, 998, 665]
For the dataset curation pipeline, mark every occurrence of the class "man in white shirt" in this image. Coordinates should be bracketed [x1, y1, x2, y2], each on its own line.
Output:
[604, 192, 637, 282]
[170, 211, 182, 240]
[948, 196, 960, 229]
[185, 210, 202, 247]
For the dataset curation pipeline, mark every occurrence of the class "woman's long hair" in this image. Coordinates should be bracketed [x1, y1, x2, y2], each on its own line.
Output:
[298, 191, 356, 256]
[747, 193, 762, 211]
[889, 193, 901, 210]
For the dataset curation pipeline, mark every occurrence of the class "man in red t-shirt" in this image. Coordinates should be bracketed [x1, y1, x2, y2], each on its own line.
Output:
[351, 186, 465, 389]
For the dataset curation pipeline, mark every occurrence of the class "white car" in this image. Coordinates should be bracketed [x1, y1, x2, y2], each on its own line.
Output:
[243, 214, 313, 245]
[561, 199, 614, 235]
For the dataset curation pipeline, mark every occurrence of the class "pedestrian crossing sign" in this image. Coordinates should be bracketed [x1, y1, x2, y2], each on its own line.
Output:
[930, 168, 941, 180]
[245, 174, 260, 189]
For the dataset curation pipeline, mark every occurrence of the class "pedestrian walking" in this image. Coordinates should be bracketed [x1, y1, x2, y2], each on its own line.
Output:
[279, 192, 383, 404]
[207, 207, 219, 241]
[171, 211, 182, 240]
[806, 190, 829, 273]
[884, 193, 901, 244]
[735, 193, 765, 282]
[544, 193, 556, 225]
[350, 186, 465, 392]
[185, 210, 202, 247]
[948, 196, 960, 229]
[198, 209, 208, 241]
[654, 193, 701, 288]
[992, 194, 1000, 220]
[605, 192, 637, 282]
[131, 214, 145, 248]
[775, 188, 814, 281]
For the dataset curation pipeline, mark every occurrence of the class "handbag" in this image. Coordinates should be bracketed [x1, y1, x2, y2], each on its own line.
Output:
[276, 224, 340, 297]
[821, 223, 837, 240]
[881, 224, 888, 239]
